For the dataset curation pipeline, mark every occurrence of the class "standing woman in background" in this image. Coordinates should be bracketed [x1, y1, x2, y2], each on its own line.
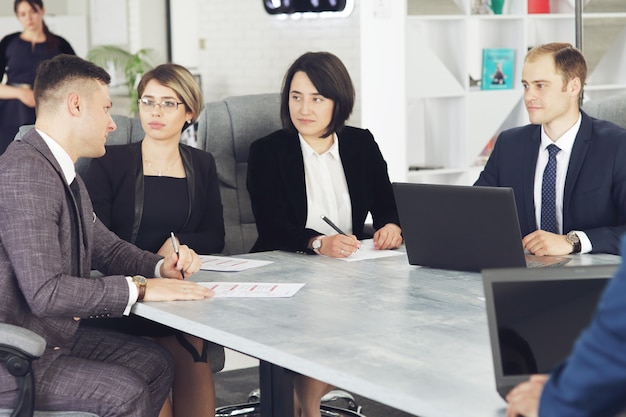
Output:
[0, 0, 75, 154]
[247, 51, 402, 417]
[84, 63, 225, 417]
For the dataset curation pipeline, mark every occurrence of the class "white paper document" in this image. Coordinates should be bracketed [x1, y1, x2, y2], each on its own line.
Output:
[337, 239, 406, 262]
[198, 282, 305, 298]
[199, 255, 273, 272]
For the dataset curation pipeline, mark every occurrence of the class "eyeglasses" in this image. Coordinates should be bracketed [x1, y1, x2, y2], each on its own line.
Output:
[138, 98, 184, 113]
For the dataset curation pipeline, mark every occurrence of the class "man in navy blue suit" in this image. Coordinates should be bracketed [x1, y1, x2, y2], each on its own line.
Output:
[505, 237, 626, 417]
[475, 42, 626, 256]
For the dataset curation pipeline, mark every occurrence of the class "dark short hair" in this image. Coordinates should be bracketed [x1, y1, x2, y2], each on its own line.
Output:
[137, 63, 203, 125]
[280, 51, 355, 138]
[525, 42, 587, 98]
[14, 0, 43, 13]
[34, 54, 111, 111]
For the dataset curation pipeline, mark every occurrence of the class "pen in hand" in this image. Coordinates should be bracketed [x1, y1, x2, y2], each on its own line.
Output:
[170, 232, 185, 279]
[320, 215, 361, 250]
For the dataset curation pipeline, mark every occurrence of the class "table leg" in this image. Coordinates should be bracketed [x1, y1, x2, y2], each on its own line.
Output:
[259, 360, 294, 417]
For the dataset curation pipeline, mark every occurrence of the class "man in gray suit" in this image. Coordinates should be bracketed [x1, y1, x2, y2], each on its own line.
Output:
[0, 54, 213, 417]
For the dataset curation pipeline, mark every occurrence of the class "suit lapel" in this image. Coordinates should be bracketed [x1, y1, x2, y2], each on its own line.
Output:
[523, 127, 542, 231]
[337, 131, 362, 227]
[563, 113, 592, 224]
[280, 133, 308, 226]
[22, 130, 89, 277]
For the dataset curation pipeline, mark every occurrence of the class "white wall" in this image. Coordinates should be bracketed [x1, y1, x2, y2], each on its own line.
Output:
[190, 0, 362, 125]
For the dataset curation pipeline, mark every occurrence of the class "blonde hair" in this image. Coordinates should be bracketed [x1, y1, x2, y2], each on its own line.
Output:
[525, 42, 587, 97]
[137, 63, 203, 124]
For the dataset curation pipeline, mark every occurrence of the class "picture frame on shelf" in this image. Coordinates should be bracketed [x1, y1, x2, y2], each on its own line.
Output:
[481, 48, 515, 91]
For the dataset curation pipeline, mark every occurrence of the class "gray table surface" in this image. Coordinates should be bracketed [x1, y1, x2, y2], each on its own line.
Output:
[132, 250, 620, 417]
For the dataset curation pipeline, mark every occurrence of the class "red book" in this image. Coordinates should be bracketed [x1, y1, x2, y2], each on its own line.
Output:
[528, 0, 550, 13]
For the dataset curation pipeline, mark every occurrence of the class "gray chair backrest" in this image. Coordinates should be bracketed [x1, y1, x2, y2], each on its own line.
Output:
[14, 115, 144, 178]
[583, 93, 626, 129]
[76, 115, 145, 176]
[197, 93, 282, 255]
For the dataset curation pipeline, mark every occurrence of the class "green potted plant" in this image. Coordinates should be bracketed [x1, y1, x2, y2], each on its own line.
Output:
[87, 45, 159, 115]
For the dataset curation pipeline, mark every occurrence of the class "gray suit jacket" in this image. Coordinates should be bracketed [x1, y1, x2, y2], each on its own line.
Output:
[0, 130, 162, 392]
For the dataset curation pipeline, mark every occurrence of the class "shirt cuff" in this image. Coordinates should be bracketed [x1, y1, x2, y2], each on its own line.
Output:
[123, 276, 138, 316]
[575, 230, 592, 254]
[155, 259, 164, 277]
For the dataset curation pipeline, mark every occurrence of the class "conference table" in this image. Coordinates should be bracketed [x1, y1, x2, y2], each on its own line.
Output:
[131, 248, 620, 417]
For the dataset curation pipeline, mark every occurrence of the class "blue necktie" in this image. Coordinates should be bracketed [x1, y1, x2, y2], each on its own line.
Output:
[541, 144, 560, 233]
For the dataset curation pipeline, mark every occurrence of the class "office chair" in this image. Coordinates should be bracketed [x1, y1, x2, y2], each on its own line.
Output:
[0, 323, 99, 417]
[215, 388, 366, 417]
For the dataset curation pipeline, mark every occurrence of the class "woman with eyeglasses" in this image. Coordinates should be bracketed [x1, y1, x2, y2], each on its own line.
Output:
[84, 63, 225, 417]
[0, 0, 75, 155]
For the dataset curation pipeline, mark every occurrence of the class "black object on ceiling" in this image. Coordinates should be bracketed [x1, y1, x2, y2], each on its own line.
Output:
[263, 0, 347, 14]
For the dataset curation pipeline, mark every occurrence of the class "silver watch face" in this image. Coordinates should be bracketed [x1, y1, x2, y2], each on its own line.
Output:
[567, 232, 580, 244]
[133, 275, 147, 285]
[312, 237, 322, 250]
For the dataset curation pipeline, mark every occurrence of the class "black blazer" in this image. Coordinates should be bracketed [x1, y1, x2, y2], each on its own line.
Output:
[475, 111, 626, 255]
[247, 126, 399, 253]
[84, 141, 225, 254]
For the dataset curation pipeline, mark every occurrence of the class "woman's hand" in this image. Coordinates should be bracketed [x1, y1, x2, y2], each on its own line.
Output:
[373, 223, 402, 250]
[17, 87, 35, 108]
[316, 234, 361, 258]
[159, 244, 202, 279]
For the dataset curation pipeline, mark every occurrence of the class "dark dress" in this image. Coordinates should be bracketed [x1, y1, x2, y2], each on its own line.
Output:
[83, 142, 225, 350]
[0, 32, 75, 154]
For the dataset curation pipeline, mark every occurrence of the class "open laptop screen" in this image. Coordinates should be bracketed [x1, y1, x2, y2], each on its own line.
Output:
[482, 265, 616, 398]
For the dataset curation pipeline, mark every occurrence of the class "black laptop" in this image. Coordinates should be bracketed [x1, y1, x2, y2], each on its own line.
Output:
[392, 182, 570, 272]
[482, 265, 616, 398]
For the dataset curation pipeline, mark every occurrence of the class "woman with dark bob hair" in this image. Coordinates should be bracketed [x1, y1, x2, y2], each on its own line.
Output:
[247, 51, 402, 416]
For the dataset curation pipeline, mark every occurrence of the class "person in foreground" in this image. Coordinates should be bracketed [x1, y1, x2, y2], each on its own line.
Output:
[85, 63, 224, 417]
[506, 235, 626, 417]
[474, 42, 626, 256]
[0, 0, 75, 154]
[247, 51, 402, 416]
[0, 54, 213, 417]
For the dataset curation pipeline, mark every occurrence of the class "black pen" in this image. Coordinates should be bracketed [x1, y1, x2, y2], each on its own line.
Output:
[321, 215, 347, 235]
[170, 232, 185, 279]
[320, 215, 361, 250]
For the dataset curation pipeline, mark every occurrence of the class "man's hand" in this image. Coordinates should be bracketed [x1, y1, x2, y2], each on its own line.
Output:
[143, 278, 213, 302]
[373, 223, 402, 250]
[505, 374, 549, 417]
[522, 230, 572, 256]
[159, 244, 201, 279]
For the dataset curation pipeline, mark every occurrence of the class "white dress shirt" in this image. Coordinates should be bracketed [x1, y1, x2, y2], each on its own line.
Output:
[532, 114, 591, 253]
[299, 133, 353, 236]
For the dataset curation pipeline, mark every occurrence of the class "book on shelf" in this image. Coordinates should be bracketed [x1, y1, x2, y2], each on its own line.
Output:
[528, 0, 550, 14]
[481, 48, 515, 91]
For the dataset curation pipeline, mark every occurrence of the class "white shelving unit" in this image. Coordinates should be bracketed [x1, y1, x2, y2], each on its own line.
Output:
[360, 0, 626, 185]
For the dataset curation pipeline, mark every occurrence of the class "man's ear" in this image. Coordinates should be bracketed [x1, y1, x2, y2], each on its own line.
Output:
[569, 77, 582, 97]
[68, 92, 81, 116]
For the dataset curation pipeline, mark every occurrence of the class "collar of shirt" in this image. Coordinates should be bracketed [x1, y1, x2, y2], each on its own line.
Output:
[298, 132, 340, 160]
[36, 129, 76, 185]
[539, 112, 582, 155]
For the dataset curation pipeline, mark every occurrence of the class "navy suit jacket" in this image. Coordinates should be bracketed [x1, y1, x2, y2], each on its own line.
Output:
[0, 130, 162, 391]
[247, 127, 400, 253]
[539, 236, 626, 416]
[475, 111, 626, 255]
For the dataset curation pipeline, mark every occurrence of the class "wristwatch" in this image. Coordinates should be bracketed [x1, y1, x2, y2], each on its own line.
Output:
[132, 275, 147, 302]
[312, 236, 325, 254]
[566, 231, 581, 254]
